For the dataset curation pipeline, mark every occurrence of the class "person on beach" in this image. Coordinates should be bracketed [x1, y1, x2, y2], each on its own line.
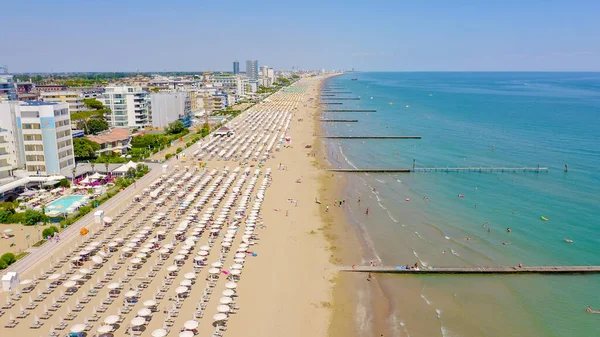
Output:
[358, 197, 361, 203]
[326, 205, 329, 212]
[366, 207, 370, 215]
[367, 273, 372, 281]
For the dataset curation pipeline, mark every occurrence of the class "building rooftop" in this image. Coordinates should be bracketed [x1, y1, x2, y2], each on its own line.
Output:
[87, 128, 131, 145]
[19, 100, 59, 106]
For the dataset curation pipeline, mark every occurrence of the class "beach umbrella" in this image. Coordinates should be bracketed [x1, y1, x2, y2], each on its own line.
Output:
[19, 279, 32, 286]
[174, 255, 185, 261]
[167, 265, 178, 272]
[225, 281, 237, 289]
[48, 273, 61, 280]
[124, 290, 138, 298]
[137, 308, 152, 317]
[231, 263, 243, 270]
[79, 268, 91, 274]
[131, 317, 146, 326]
[152, 329, 168, 337]
[230, 269, 241, 276]
[208, 268, 220, 275]
[234, 253, 246, 259]
[70, 323, 87, 333]
[199, 245, 210, 251]
[179, 331, 194, 337]
[184, 272, 196, 280]
[175, 286, 188, 294]
[92, 256, 103, 264]
[222, 289, 235, 297]
[70, 274, 84, 281]
[211, 262, 223, 268]
[107, 282, 120, 290]
[219, 297, 233, 304]
[98, 324, 113, 333]
[180, 280, 192, 287]
[183, 320, 199, 330]
[197, 250, 208, 256]
[143, 299, 157, 307]
[104, 315, 119, 324]
[131, 258, 142, 265]
[213, 313, 228, 321]
[63, 281, 76, 288]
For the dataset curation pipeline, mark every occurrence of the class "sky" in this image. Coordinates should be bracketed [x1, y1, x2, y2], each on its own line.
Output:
[1, 0, 600, 72]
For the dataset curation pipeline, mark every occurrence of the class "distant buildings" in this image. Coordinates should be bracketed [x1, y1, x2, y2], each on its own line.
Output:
[0, 101, 75, 175]
[149, 92, 192, 128]
[259, 66, 275, 87]
[0, 75, 17, 102]
[233, 61, 240, 75]
[102, 86, 150, 128]
[246, 60, 258, 81]
[40, 91, 93, 113]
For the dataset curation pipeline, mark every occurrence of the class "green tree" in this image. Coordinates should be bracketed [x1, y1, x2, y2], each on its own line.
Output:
[59, 178, 70, 188]
[166, 120, 185, 135]
[73, 138, 101, 159]
[0, 259, 7, 269]
[200, 123, 211, 138]
[82, 98, 104, 110]
[23, 209, 47, 226]
[84, 119, 109, 135]
[1, 253, 16, 265]
[42, 227, 57, 238]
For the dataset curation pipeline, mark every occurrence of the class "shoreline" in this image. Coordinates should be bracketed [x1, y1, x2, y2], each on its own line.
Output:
[317, 75, 393, 337]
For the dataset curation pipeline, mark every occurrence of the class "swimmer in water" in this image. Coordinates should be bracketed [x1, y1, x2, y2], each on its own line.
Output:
[488, 227, 492, 232]
[465, 237, 473, 240]
[503, 241, 509, 245]
[513, 210, 516, 214]
[564, 238, 574, 243]
[482, 222, 488, 228]
[507, 228, 511, 233]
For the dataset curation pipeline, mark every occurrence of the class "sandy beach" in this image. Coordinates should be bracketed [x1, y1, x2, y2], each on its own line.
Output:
[0, 75, 344, 337]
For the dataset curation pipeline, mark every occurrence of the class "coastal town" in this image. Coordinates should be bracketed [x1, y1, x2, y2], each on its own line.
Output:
[0, 60, 343, 337]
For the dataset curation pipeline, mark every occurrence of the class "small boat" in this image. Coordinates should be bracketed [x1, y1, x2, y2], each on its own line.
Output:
[351, 78, 358, 81]
[541, 216, 549, 221]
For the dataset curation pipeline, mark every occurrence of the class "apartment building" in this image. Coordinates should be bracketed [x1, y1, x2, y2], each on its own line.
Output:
[102, 86, 150, 128]
[40, 91, 92, 113]
[0, 101, 75, 175]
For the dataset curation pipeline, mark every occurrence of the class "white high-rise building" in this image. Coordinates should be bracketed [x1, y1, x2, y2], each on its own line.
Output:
[102, 86, 149, 128]
[0, 101, 75, 175]
[149, 92, 192, 129]
[246, 60, 258, 81]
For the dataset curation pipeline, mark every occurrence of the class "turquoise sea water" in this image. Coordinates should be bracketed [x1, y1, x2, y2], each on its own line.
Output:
[323, 73, 600, 337]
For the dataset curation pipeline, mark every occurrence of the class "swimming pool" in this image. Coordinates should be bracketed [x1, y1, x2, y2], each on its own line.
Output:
[46, 195, 89, 212]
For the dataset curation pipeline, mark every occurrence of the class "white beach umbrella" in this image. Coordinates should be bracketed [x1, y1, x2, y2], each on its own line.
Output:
[107, 282, 120, 290]
[131, 317, 146, 326]
[124, 290, 138, 298]
[231, 264, 243, 270]
[48, 273, 61, 280]
[213, 313, 228, 321]
[97, 324, 113, 333]
[183, 320, 199, 330]
[234, 253, 246, 259]
[197, 251, 208, 256]
[70, 323, 87, 333]
[219, 297, 233, 304]
[225, 281, 237, 289]
[208, 268, 220, 275]
[184, 272, 196, 280]
[104, 315, 119, 324]
[166, 265, 178, 272]
[143, 299, 157, 307]
[222, 289, 235, 297]
[92, 256, 103, 264]
[63, 281, 76, 288]
[19, 279, 32, 286]
[174, 255, 185, 261]
[179, 279, 192, 287]
[211, 262, 223, 268]
[137, 308, 152, 317]
[179, 331, 194, 337]
[175, 286, 188, 294]
[152, 329, 168, 337]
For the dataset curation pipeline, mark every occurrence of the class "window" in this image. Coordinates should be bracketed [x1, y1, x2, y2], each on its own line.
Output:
[23, 134, 42, 141]
[22, 123, 41, 129]
[26, 154, 45, 161]
[24, 144, 44, 151]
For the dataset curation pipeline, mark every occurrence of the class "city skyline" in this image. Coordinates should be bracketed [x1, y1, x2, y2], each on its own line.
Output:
[1, 0, 600, 72]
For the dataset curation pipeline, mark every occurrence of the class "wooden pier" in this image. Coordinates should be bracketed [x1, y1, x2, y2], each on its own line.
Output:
[339, 265, 600, 275]
[321, 136, 420, 139]
[323, 109, 376, 112]
[320, 119, 359, 122]
[326, 167, 548, 173]
[321, 97, 361, 100]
